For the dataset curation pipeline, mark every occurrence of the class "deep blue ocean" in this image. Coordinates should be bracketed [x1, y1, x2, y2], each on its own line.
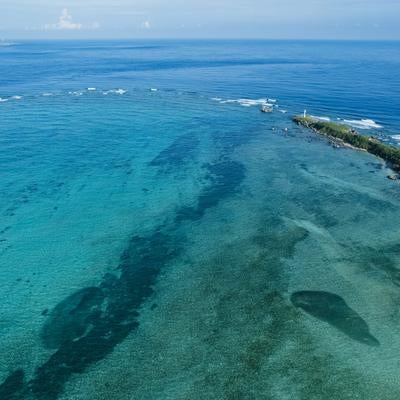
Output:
[1, 40, 400, 400]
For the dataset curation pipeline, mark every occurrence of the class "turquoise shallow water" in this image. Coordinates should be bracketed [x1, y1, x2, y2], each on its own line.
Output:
[1, 41, 400, 399]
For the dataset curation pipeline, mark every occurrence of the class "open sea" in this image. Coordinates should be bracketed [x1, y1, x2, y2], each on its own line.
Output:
[1, 40, 400, 399]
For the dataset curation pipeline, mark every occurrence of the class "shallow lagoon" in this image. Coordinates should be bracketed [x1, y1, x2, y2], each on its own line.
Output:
[1, 40, 400, 399]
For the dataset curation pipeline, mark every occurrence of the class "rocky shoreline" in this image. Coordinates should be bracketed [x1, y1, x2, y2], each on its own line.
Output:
[293, 115, 400, 180]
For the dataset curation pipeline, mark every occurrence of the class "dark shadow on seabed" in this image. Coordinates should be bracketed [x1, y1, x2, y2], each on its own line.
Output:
[149, 133, 200, 170]
[2, 105, 395, 399]
[291, 291, 380, 347]
[0, 136, 247, 400]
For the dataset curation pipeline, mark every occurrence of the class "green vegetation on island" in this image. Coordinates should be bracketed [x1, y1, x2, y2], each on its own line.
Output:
[293, 115, 400, 175]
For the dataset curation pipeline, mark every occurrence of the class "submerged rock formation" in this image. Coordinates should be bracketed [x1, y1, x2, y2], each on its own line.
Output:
[291, 290, 380, 347]
[0, 370, 25, 400]
[41, 287, 105, 349]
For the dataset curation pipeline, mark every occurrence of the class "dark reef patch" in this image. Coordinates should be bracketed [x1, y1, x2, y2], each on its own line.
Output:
[0, 226, 11, 234]
[252, 222, 309, 261]
[26, 231, 180, 399]
[11, 155, 246, 399]
[41, 287, 105, 349]
[149, 133, 199, 169]
[341, 242, 400, 287]
[291, 291, 379, 347]
[211, 126, 259, 154]
[176, 160, 246, 222]
[0, 369, 25, 400]
[291, 190, 339, 228]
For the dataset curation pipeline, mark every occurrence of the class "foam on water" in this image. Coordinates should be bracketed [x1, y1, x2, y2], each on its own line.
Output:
[310, 115, 331, 122]
[214, 97, 276, 107]
[103, 89, 127, 95]
[342, 118, 383, 130]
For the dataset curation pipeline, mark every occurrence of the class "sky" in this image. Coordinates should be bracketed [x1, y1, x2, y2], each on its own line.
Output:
[1, 0, 400, 40]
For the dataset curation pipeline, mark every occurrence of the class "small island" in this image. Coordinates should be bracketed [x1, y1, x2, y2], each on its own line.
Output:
[293, 115, 400, 178]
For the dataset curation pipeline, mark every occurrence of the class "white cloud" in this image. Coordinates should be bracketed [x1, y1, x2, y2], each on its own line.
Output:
[44, 8, 81, 30]
[44, 8, 99, 31]
[141, 20, 151, 29]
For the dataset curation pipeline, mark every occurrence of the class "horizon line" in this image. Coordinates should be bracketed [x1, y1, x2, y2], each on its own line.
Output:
[3, 37, 400, 42]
